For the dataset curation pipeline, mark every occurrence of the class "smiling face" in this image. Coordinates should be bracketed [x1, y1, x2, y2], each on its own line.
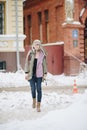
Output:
[33, 43, 40, 51]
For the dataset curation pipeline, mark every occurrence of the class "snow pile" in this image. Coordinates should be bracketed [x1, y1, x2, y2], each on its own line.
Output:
[0, 71, 29, 88]
[44, 72, 87, 87]
[0, 90, 87, 130]
[0, 70, 87, 88]
[0, 91, 79, 114]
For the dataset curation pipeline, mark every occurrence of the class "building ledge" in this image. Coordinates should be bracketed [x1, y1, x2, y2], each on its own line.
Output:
[0, 34, 26, 52]
[0, 34, 26, 40]
[43, 42, 64, 46]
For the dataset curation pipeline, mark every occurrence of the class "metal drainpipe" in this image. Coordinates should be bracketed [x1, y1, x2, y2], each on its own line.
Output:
[15, 0, 20, 71]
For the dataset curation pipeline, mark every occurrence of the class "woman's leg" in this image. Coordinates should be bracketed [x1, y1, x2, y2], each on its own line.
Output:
[36, 77, 42, 112]
[29, 76, 36, 99]
[29, 76, 36, 108]
[36, 77, 42, 102]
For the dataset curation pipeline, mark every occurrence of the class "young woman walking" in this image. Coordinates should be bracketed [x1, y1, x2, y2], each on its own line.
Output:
[25, 40, 47, 112]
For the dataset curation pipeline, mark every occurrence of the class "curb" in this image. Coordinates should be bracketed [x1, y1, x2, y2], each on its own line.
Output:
[0, 85, 87, 92]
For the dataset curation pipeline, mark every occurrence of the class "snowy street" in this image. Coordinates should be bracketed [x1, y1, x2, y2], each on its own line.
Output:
[0, 90, 77, 124]
[0, 71, 87, 130]
[0, 89, 87, 130]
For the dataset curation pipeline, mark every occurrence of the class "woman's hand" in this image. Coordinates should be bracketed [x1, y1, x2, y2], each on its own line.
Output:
[43, 73, 47, 80]
[25, 74, 29, 80]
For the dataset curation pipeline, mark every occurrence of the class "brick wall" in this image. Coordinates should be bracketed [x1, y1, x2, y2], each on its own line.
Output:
[23, 0, 64, 45]
[1, 0, 87, 74]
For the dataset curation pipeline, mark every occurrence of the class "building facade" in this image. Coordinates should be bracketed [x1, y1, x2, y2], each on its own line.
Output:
[0, 0, 25, 71]
[23, 0, 87, 75]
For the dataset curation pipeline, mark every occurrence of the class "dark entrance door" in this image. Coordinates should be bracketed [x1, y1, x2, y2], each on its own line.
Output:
[84, 18, 87, 63]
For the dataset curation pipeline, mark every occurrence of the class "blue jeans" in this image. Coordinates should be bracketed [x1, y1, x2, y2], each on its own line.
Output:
[29, 76, 42, 102]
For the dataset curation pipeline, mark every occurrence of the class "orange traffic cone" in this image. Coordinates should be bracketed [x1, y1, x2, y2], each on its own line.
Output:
[73, 79, 78, 94]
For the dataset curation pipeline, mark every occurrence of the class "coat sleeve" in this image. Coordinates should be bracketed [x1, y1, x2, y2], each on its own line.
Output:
[24, 51, 31, 73]
[43, 56, 48, 74]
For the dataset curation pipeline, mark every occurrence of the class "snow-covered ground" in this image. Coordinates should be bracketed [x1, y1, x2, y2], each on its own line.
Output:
[0, 70, 87, 130]
[0, 68, 87, 88]
[0, 90, 87, 130]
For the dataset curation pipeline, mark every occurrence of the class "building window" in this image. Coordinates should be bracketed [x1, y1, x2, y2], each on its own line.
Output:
[27, 15, 32, 44]
[0, 2, 5, 34]
[23, 17, 25, 34]
[44, 9, 49, 43]
[38, 12, 42, 41]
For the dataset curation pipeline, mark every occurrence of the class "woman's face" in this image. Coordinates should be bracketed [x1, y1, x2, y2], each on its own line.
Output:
[34, 43, 40, 51]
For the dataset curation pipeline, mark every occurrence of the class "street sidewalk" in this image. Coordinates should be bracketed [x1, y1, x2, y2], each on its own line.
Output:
[0, 84, 87, 94]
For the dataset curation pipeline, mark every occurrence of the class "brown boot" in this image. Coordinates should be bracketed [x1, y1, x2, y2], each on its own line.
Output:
[37, 102, 41, 112]
[32, 98, 36, 108]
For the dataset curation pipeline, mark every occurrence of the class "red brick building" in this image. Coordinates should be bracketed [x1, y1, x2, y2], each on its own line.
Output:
[23, 0, 87, 75]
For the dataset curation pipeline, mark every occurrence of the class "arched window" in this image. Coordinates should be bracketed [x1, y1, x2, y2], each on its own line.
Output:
[38, 12, 42, 41]
[44, 9, 49, 43]
[27, 15, 32, 44]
